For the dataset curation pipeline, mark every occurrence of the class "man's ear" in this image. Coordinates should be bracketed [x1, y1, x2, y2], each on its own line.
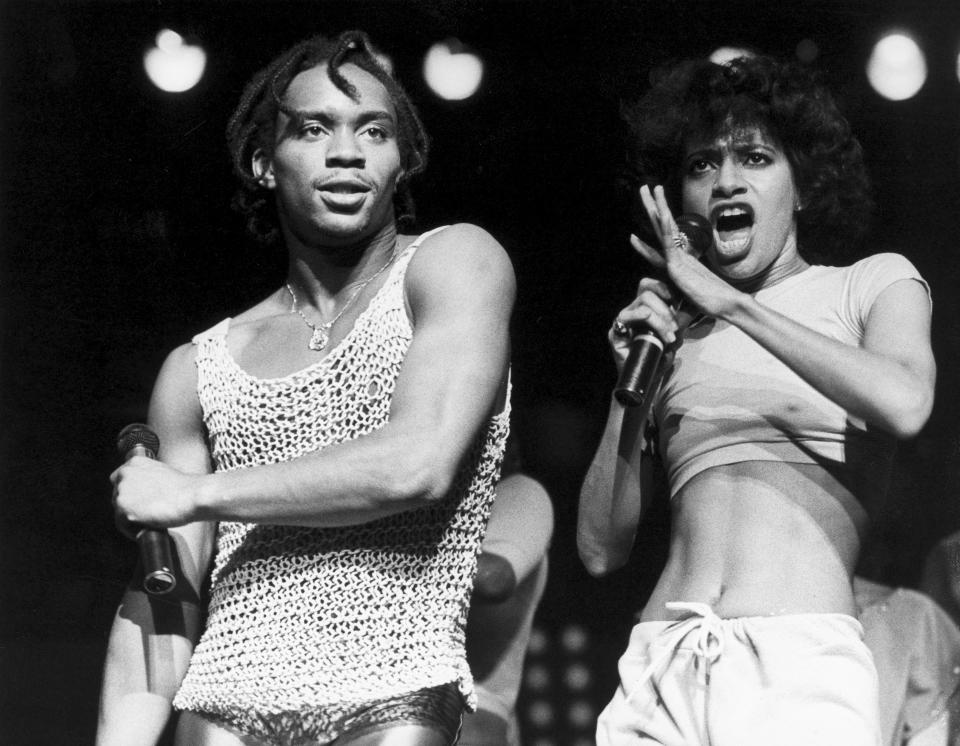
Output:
[252, 149, 276, 189]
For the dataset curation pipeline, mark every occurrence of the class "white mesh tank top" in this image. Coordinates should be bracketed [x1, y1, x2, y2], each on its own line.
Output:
[172, 227, 511, 729]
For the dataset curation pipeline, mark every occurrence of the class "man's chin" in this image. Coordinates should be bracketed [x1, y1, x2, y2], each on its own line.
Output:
[309, 214, 392, 247]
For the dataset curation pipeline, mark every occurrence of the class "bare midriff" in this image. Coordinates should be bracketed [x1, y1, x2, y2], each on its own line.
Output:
[641, 460, 868, 622]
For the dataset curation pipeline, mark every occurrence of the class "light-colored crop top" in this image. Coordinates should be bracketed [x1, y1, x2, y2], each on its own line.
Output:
[651, 252, 930, 499]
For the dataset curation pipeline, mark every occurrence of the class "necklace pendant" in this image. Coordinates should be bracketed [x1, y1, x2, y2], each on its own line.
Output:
[308, 326, 330, 351]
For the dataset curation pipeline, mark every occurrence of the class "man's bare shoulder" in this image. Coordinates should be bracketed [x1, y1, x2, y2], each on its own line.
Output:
[162, 340, 200, 372]
[415, 222, 505, 254]
[406, 223, 513, 283]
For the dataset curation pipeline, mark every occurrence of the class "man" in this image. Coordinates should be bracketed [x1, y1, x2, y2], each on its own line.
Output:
[98, 30, 514, 746]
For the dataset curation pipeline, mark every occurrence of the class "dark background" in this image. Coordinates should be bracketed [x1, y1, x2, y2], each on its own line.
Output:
[2, 1, 959, 743]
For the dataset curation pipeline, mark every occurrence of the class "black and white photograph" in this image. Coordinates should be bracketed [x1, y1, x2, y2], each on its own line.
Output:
[2, 2, 960, 744]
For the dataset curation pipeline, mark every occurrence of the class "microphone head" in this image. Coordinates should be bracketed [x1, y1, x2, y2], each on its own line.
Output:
[117, 423, 160, 456]
[676, 213, 713, 256]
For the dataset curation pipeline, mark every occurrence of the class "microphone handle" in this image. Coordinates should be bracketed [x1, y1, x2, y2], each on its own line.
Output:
[614, 330, 666, 407]
[137, 529, 177, 595]
[614, 212, 711, 408]
[127, 443, 178, 595]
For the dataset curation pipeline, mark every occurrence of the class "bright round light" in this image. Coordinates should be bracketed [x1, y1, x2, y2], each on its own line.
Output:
[866, 32, 927, 101]
[144, 28, 207, 93]
[709, 46, 755, 65]
[422, 40, 484, 101]
[156, 29, 184, 53]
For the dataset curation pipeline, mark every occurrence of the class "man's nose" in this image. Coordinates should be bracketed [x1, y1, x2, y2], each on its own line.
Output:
[326, 129, 364, 166]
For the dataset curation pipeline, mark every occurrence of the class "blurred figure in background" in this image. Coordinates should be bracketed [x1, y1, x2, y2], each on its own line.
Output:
[855, 577, 960, 746]
[461, 470, 554, 746]
[922, 533, 960, 629]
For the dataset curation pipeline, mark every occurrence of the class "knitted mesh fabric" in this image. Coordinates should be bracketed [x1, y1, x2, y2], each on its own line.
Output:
[172, 231, 510, 742]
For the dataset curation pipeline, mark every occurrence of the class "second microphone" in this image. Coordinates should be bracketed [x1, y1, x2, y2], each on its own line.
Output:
[614, 213, 713, 408]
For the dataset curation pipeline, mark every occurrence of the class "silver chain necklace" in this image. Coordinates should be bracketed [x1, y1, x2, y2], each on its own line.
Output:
[286, 248, 397, 352]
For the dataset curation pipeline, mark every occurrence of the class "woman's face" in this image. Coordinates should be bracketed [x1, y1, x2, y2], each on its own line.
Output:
[681, 126, 803, 282]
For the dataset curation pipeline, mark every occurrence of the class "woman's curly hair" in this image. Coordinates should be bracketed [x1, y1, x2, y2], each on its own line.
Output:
[225, 30, 430, 245]
[621, 55, 873, 262]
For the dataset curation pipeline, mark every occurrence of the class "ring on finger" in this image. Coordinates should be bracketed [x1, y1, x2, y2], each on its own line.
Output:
[612, 319, 630, 338]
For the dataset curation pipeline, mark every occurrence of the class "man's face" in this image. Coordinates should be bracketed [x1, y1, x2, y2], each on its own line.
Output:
[257, 63, 403, 247]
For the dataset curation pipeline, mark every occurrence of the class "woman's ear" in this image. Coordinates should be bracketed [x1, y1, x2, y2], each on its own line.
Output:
[252, 148, 276, 189]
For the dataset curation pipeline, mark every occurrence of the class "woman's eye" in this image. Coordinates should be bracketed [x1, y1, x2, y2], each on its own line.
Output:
[745, 151, 770, 166]
[688, 159, 713, 174]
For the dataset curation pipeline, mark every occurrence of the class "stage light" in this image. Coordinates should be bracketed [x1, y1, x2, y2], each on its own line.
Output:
[560, 624, 589, 653]
[144, 29, 207, 93]
[524, 663, 552, 691]
[528, 700, 555, 727]
[866, 32, 927, 101]
[709, 46, 755, 65]
[567, 700, 595, 728]
[563, 662, 592, 691]
[528, 627, 549, 655]
[423, 39, 484, 101]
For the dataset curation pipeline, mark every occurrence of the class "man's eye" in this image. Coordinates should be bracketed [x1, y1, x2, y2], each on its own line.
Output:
[300, 123, 326, 138]
[362, 126, 388, 141]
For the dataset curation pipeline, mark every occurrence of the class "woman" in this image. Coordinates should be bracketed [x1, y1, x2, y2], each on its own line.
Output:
[577, 55, 935, 746]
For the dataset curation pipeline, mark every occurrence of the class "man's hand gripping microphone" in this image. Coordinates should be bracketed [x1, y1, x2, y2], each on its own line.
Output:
[116, 423, 178, 595]
[614, 214, 713, 407]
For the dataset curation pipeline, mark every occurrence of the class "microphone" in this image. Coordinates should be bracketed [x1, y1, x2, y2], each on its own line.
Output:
[614, 213, 713, 408]
[116, 423, 177, 595]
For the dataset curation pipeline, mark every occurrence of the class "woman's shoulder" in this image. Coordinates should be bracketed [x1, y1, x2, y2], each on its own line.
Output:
[842, 252, 928, 297]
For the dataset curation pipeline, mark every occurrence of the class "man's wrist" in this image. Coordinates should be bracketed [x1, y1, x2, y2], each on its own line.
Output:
[189, 473, 219, 521]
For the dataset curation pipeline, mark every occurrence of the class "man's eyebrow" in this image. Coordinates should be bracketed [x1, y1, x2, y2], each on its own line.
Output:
[289, 108, 396, 123]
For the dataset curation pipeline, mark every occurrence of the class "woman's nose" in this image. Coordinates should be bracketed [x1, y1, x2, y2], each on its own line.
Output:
[712, 158, 746, 197]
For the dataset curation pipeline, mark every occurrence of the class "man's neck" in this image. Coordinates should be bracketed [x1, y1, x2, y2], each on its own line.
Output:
[285, 222, 400, 299]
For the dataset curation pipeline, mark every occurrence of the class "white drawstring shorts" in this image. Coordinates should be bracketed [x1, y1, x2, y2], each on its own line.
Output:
[596, 602, 881, 746]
